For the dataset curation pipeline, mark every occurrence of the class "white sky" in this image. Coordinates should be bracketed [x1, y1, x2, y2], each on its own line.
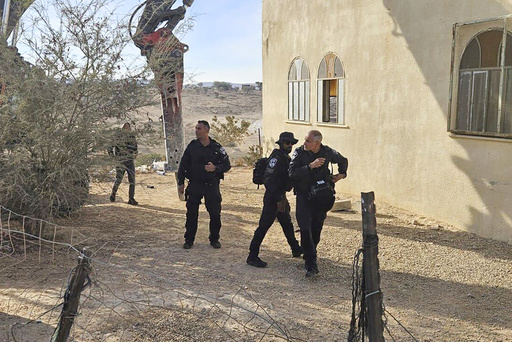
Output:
[179, 0, 262, 84]
[18, 0, 262, 84]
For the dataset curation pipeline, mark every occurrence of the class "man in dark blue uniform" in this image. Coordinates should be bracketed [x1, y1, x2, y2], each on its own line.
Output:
[177, 120, 231, 249]
[289, 130, 348, 277]
[247, 132, 302, 268]
[110, 122, 138, 205]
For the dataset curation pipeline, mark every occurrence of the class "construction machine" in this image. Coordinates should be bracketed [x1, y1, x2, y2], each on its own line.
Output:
[129, 0, 193, 200]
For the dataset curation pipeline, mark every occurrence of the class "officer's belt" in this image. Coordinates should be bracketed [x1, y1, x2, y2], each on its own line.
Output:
[189, 179, 217, 186]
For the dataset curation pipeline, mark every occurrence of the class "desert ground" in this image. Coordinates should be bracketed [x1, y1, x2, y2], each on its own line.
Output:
[1, 88, 512, 341]
[138, 88, 263, 162]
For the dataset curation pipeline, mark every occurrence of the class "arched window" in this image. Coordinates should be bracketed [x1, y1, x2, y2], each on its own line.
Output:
[288, 58, 310, 121]
[455, 29, 512, 135]
[317, 53, 345, 124]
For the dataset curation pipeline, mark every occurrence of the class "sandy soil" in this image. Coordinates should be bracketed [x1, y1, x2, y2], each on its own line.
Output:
[2, 167, 512, 341]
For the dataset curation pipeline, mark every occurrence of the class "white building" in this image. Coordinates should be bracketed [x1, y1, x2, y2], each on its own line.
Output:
[262, 0, 512, 243]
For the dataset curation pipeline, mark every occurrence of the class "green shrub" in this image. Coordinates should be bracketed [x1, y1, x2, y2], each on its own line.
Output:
[213, 81, 233, 91]
[210, 115, 252, 147]
[240, 144, 263, 166]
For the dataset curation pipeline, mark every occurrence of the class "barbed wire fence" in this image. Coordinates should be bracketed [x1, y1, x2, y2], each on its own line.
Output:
[0, 205, 306, 342]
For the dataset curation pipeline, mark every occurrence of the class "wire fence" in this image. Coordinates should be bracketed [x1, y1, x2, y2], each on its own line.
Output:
[348, 246, 418, 342]
[1, 188, 423, 342]
[0, 204, 307, 342]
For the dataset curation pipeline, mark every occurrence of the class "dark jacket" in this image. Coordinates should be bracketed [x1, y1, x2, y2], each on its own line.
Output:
[289, 144, 348, 195]
[109, 130, 138, 161]
[177, 138, 231, 185]
[263, 148, 293, 200]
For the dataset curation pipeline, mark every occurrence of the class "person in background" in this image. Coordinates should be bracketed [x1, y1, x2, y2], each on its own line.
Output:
[110, 122, 138, 205]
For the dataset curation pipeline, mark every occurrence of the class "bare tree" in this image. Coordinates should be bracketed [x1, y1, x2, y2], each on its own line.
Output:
[0, 0, 156, 220]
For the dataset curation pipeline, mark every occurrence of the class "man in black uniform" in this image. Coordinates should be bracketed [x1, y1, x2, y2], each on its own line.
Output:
[246, 132, 302, 268]
[177, 120, 231, 249]
[110, 122, 138, 205]
[289, 130, 348, 277]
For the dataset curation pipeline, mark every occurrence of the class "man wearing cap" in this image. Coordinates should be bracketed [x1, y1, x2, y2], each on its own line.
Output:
[247, 132, 302, 268]
[289, 130, 348, 277]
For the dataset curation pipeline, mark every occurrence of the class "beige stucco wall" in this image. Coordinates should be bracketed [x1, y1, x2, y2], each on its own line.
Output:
[262, 0, 512, 243]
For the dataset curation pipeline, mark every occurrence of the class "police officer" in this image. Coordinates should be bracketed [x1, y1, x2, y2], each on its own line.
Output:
[247, 132, 302, 268]
[289, 130, 348, 277]
[177, 120, 231, 249]
[110, 122, 138, 205]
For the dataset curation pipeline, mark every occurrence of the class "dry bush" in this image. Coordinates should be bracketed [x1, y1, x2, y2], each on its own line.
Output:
[0, 0, 156, 219]
[236, 144, 263, 167]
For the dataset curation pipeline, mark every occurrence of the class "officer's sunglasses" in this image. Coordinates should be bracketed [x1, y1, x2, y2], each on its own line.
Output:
[282, 140, 292, 145]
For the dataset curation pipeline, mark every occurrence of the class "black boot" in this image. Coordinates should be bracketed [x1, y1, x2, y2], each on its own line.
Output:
[210, 241, 222, 249]
[110, 193, 116, 202]
[305, 260, 319, 278]
[246, 255, 268, 268]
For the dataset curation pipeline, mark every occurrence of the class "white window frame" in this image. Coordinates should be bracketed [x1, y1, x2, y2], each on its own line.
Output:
[317, 53, 345, 125]
[288, 58, 310, 122]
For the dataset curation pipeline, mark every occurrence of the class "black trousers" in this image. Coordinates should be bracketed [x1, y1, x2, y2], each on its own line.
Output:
[184, 181, 222, 243]
[249, 192, 299, 257]
[295, 193, 327, 266]
[112, 159, 136, 200]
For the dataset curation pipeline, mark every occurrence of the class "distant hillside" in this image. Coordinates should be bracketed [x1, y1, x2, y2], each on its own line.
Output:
[139, 87, 262, 162]
[184, 82, 261, 90]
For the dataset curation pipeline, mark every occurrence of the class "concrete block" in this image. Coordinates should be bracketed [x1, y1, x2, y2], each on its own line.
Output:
[331, 199, 352, 211]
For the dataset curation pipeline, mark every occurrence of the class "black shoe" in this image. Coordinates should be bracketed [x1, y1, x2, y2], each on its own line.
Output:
[305, 264, 319, 278]
[210, 241, 221, 249]
[109, 194, 116, 202]
[246, 255, 268, 268]
[292, 246, 303, 258]
[128, 198, 138, 205]
[183, 241, 193, 249]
